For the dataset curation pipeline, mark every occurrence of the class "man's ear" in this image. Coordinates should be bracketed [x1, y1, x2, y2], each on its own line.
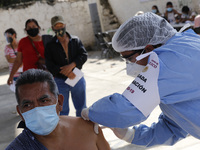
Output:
[58, 94, 64, 111]
[145, 45, 154, 53]
[16, 105, 25, 122]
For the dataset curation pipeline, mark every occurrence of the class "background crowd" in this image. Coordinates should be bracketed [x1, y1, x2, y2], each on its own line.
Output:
[149, 2, 197, 24]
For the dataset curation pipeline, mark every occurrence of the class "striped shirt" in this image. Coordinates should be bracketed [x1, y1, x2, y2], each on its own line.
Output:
[4, 45, 22, 77]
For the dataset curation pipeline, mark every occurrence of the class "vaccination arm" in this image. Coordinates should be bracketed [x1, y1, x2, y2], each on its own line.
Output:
[83, 93, 188, 147]
[87, 93, 147, 128]
[131, 113, 188, 147]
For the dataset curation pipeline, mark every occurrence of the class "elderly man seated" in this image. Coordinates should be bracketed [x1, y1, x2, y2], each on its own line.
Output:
[6, 69, 110, 150]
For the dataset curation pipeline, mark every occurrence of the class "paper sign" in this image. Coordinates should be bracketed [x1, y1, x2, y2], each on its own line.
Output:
[65, 67, 84, 87]
[18, 67, 23, 73]
[9, 81, 16, 92]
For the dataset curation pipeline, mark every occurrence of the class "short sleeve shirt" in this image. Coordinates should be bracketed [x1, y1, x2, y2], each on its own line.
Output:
[18, 36, 45, 71]
[4, 45, 22, 77]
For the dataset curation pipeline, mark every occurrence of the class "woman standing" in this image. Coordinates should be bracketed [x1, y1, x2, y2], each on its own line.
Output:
[4, 28, 22, 82]
[7, 19, 45, 85]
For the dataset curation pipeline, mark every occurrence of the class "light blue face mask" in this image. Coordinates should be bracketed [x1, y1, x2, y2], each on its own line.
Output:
[167, 7, 173, 12]
[152, 9, 157, 14]
[22, 103, 59, 135]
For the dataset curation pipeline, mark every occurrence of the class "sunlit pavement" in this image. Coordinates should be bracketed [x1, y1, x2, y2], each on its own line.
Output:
[0, 50, 199, 150]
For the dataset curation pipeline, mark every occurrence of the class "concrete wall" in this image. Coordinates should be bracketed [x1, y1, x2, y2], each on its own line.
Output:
[109, 0, 200, 24]
[97, 0, 120, 32]
[0, 1, 94, 69]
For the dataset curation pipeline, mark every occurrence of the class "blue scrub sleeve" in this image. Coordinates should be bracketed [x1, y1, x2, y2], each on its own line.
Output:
[89, 93, 147, 128]
[132, 113, 188, 147]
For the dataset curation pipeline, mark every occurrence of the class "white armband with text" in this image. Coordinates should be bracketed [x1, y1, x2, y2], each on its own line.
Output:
[123, 52, 160, 117]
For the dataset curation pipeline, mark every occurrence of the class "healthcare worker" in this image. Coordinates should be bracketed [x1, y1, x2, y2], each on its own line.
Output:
[81, 12, 200, 147]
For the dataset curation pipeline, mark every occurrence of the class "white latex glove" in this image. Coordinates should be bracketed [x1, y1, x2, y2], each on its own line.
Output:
[110, 127, 135, 143]
[94, 123, 99, 134]
[81, 108, 90, 121]
[81, 108, 99, 134]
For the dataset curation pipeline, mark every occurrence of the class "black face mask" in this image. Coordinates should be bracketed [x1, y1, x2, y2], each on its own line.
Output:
[27, 28, 39, 37]
[54, 27, 66, 37]
[6, 37, 13, 43]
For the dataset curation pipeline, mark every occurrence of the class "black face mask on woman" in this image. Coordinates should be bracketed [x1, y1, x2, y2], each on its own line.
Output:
[6, 37, 13, 43]
[26, 28, 39, 37]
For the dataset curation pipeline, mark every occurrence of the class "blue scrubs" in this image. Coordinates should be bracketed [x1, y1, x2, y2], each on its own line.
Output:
[88, 29, 200, 146]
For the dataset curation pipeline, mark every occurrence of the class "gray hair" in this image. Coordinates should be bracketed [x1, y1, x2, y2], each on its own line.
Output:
[15, 69, 59, 104]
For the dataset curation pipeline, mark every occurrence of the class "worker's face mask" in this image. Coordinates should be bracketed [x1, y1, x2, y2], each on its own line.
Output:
[125, 49, 145, 78]
[21, 102, 59, 135]
[54, 27, 66, 37]
[26, 28, 39, 37]
[126, 62, 145, 78]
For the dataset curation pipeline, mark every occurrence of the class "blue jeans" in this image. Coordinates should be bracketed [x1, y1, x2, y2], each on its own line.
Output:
[54, 77, 86, 116]
[13, 77, 18, 81]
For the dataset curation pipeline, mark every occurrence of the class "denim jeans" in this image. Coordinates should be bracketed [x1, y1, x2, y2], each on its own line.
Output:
[54, 77, 86, 116]
[13, 77, 18, 81]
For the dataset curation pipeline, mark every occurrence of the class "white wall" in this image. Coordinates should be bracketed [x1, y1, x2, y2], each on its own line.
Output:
[0, 1, 94, 69]
[109, 0, 200, 24]
[1, 0, 200, 69]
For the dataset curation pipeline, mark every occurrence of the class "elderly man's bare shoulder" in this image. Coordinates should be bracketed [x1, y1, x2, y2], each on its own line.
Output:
[62, 116, 96, 134]
[60, 116, 110, 150]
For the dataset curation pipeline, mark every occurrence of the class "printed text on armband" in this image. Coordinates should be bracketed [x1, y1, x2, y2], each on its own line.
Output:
[132, 80, 147, 93]
[137, 74, 147, 82]
[126, 86, 134, 93]
[149, 59, 158, 68]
